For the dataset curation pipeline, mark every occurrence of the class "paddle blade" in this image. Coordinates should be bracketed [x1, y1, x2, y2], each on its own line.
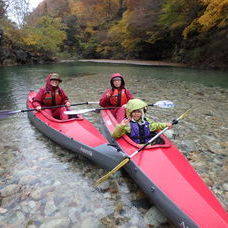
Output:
[0, 110, 20, 119]
[178, 107, 191, 120]
[153, 100, 175, 108]
[94, 158, 130, 187]
[64, 108, 95, 115]
[87, 102, 99, 104]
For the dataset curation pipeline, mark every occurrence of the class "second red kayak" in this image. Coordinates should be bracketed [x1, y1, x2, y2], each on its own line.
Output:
[100, 109, 228, 228]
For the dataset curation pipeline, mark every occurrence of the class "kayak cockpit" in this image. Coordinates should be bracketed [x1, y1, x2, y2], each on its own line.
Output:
[102, 109, 172, 149]
[121, 133, 171, 149]
[39, 110, 84, 123]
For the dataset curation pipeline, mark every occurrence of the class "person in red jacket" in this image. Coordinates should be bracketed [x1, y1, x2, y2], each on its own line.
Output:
[99, 73, 134, 122]
[32, 73, 71, 120]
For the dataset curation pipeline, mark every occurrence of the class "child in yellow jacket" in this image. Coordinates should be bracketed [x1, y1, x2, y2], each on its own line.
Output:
[112, 99, 172, 144]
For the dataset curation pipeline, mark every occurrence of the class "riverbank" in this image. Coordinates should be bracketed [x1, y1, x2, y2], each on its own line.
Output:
[78, 59, 187, 67]
[78, 59, 228, 70]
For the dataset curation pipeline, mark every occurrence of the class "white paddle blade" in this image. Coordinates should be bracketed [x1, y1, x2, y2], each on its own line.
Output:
[87, 102, 99, 104]
[64, 108, 95, 115]
[153, 100, 175, 108]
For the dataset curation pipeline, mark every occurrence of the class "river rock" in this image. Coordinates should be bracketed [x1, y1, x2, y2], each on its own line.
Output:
[19, 175, 39, 185]
[30, 186, 55, 200]
[144, 206, 167, 226]
[39, 216, 71, 228]
[80, 218, 101, 228]
[0, 184, 22, 197]
[164, 129, 175, 139]
[68, 207, 79, 223]
[178, 140, 196, 152]
[223, 183, 228, 191]
[206, 141, 225, 154]
[0, 208, 8, 214]
[0, 62, 227, 227]
[7, 210, 25, 225]
[94, 207, 106, 217]
[44, 198, 58, 216]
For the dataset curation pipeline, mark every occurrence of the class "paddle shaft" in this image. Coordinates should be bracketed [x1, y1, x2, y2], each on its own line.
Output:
[64, 106, 121, 115]
[0, 101, 99, 119]
[95, 122, 173, 186]
[94, 127, 169, 186]
[21, 102, 98, 113]
[129, 115, 185, 159]
[129, 127, 169, 158]
[94, 108, 191, 186]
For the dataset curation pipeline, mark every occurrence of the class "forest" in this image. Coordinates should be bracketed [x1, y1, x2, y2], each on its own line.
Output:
[0, 0, 227, 68]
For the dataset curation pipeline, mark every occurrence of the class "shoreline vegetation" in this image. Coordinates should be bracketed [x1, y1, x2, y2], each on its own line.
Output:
[2, 57, 228, 70]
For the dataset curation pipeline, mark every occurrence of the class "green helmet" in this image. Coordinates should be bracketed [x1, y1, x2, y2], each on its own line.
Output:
[126, 99, 148, 117]
[50, 73, 62, 82]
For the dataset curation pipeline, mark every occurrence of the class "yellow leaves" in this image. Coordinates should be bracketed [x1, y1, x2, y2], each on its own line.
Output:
[160, 0, 202, 31]
[108, 11, 142, 51]
[96, 45, 113, 56]
[69, 1, 85, 17]
[182, 0, 228, 38]
[108, 14, 129, 46]
[0, 20, 25, 45]
[22, 34, 41, 46]
[198, 0, 228, 31]
[146, 31, 163, 44]
[182, 19, 200, 39]
[84, 27, 97, 35]
[70, 0, 120, 26]
[122, 38, 141, 50]
[21, 16, 66, 53]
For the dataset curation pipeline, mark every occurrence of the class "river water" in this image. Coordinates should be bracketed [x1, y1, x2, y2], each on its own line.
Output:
[0, 61, 227, 227]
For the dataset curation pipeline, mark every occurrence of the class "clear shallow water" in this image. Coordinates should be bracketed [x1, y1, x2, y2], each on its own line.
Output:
[1, 61, 227, 112]
[0, 61, 227, 227]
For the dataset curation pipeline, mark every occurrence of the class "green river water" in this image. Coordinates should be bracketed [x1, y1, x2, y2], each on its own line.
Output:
[0, 61, 227, 227]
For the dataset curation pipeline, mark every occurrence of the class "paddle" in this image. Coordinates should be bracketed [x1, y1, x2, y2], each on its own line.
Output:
[64, 107, 119, 115]
[94, 108, 191, 187]
[148, 100, 174, 108]
[64, 100, 175, 115]
[0, 101, 99, 119]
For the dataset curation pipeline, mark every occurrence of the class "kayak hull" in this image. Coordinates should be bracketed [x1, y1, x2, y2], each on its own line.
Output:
[100, 109, 228, 228]
[27, 90, 125, 171]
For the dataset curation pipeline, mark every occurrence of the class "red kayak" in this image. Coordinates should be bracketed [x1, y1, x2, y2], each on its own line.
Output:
[26, 90, 125, 171]
[100, 109, 228, 228]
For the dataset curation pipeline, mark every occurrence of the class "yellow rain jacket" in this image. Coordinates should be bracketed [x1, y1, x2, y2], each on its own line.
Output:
[112, 99, 168, 140]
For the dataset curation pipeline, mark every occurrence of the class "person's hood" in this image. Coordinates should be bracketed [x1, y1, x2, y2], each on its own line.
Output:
[110, 73, 125, 89]
[45, 74, 59, 90]
[126, 99, 148, 118]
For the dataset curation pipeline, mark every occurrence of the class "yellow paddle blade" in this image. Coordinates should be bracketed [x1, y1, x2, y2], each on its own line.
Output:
[94, 107, 191, 187]
[94, 158, 130, 187]
[178, 108, 191, 120]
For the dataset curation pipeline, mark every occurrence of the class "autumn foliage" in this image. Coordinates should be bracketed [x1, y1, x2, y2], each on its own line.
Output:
[1, 0, 227, 67]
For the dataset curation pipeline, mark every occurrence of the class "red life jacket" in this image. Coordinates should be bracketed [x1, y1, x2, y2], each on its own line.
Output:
[110, 89, 128, 107]
[42, 88, 63, 106]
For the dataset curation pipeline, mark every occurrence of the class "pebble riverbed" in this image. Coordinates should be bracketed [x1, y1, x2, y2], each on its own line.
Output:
[0, 66, 227, 227]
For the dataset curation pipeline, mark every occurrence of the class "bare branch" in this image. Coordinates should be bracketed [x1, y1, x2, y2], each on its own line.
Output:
[6, 0, 30, 26]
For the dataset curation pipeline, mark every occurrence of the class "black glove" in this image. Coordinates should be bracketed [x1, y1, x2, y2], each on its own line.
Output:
[172, 119, 178, 125]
